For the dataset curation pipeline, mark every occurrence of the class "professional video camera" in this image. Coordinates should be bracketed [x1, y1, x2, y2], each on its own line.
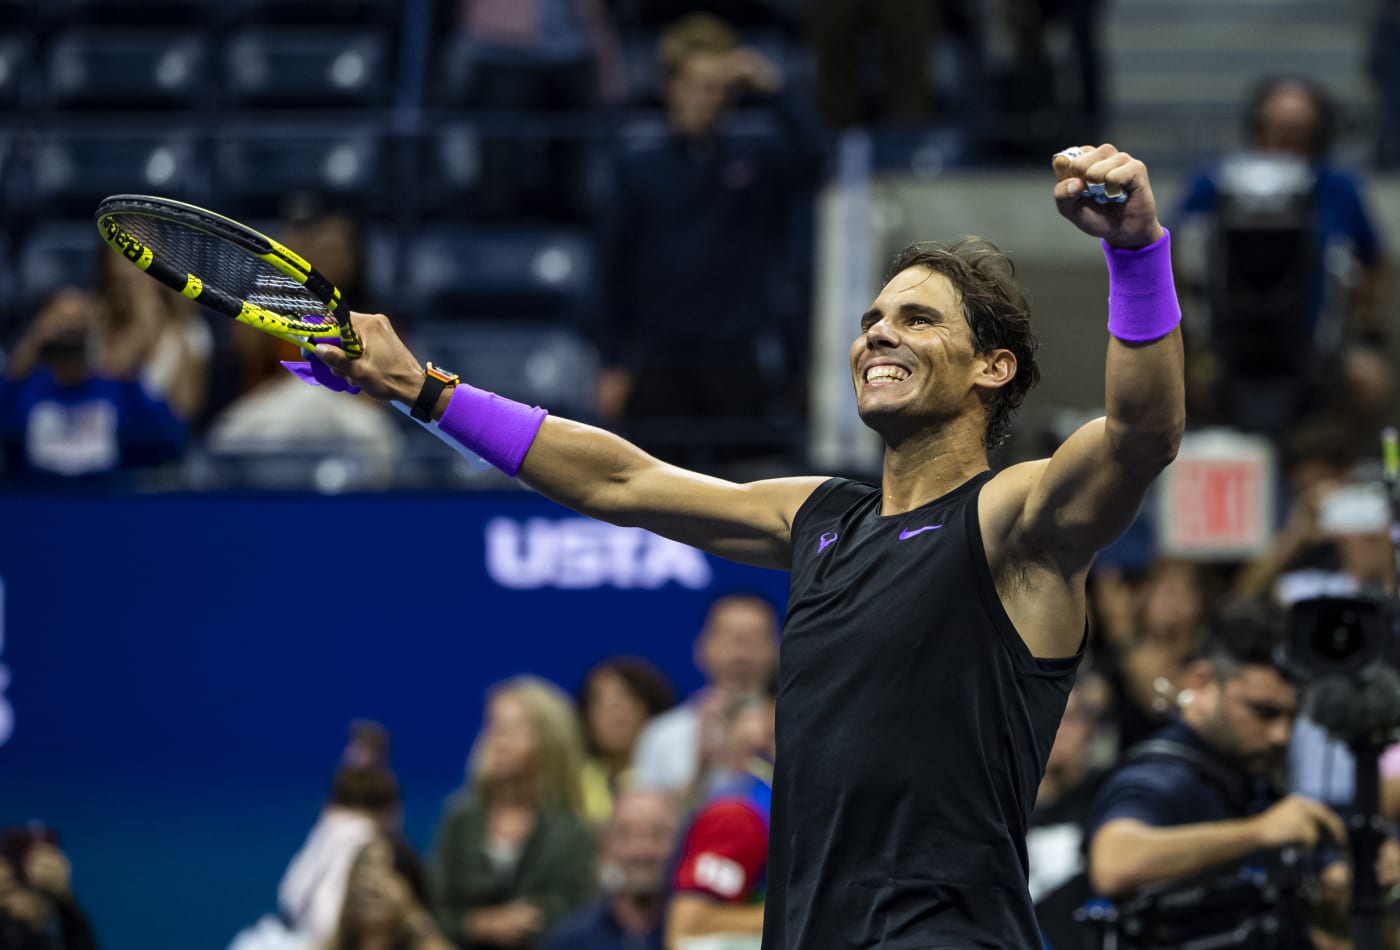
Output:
[1278, 438, 1400, 950]
[1075, 857, 1313, 950]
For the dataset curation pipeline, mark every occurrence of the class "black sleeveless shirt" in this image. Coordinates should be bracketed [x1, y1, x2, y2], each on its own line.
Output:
[764, 473, 1082, 949]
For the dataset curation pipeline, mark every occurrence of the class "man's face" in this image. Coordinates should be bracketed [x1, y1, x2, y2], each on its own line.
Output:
[699, 599, 777, 693]
[850, 267, 998, 440]
[1255, 85, 1322, 159]
[1204, 666, 1298, 775]
[603, 792, 678, 898]
[666, 52, 732, 139]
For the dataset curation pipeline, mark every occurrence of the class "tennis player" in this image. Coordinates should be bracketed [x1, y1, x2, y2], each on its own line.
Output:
[317, 144, 1184, 949]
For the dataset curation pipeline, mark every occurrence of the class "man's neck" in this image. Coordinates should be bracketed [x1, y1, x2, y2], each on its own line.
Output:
[610, 894, 661, 936]
[878, 419, 990, 515]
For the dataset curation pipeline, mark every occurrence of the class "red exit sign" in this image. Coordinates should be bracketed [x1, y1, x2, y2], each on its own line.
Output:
[1155, 430, 1275, 558]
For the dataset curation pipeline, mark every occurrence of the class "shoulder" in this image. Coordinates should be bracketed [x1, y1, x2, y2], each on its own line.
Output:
[979, 459, 1049, 539]
[639, 702, 698, 739]
[1087, 740, 1204, 831]
[792, 476, 877, 525]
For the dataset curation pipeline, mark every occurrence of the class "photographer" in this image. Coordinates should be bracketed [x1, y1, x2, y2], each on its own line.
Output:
[1084, 598, 1390, 948]
[0, 289, 185, 483]
[0, 824, 99, 950]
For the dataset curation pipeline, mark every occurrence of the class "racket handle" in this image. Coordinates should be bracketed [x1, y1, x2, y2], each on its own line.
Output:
[390, 400, 489, 467]
[338, 315, 365, 359]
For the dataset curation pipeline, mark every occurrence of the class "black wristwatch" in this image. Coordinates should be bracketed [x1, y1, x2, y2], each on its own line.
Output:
[411, 362, 460, 421]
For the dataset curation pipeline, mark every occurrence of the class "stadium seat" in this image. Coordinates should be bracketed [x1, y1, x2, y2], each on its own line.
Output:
[41, 0, 217, 26]
[416, 120, 602, 223]
[16, 221, 101, 316]
[0, 37, 33, 112]
[223, 29, 392, 109]
[20, 128, 207, 218]
[44, 29, 209, 110]
[223, 0, 398, 26]
[213, 124, 388, 218]
[0, 231, 16, 345]
[409, 319, 600, 418]
[396, 226, 598, 325]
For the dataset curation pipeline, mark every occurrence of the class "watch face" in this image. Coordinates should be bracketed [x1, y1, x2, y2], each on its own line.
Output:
[426, 364, 459, 384]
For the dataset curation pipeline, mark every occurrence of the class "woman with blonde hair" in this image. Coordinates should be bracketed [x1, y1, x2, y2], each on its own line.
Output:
[431, 677, 596, 949]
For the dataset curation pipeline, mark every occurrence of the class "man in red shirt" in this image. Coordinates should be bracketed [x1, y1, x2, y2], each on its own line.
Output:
[666, 676, 776, 949]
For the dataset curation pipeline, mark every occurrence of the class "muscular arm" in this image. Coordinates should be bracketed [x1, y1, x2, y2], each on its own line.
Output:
[316, 315, 825, 570]
[518, 417, 826, 569]
[665, 894, 765, 950]
[984, 147, 1185, 655]
[1088, 817, 1266, 898]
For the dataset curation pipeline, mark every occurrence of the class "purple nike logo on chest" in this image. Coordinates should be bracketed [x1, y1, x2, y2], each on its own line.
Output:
[898, 524, 943, 540]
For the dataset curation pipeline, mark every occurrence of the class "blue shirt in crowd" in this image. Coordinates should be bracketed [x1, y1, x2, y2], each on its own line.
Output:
[542, 901, 664, 950]
[1177, 160, 1383, 333]
[0, 369, 185, 482]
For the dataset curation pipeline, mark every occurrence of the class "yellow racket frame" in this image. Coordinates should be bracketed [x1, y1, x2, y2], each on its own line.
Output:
[95, 194, 363, 357]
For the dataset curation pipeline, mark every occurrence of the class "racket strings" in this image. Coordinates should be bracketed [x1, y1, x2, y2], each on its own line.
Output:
[115, 212, 331, 318]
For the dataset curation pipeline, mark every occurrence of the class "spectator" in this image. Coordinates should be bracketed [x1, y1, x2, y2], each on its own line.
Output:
[204, 212, 402, 487]
[1084, 598, 1383, 948]
[1176, 76, 1389, 440]
[0, 289, 185, 483]
[1026, 672, 1108, 950]
[542, 790, 680, 950]
[576, 658, 677, 825]
[431, 677, 596, 949]
[665, 673, 777, 950]
[452, 0, 624, 108]
[230, 723, 403, 950]
[285, 723, 404, 940]
[330, 834, 453, 950]
[95, 246, 211, 423]
[596, 13, 824, 469]
[1097, 558, 1209, 751]
[999, 0, 1106, 149]
[0, 824, 99, 950]
[806, 0, 936, 128]
[630, 594, 778, 796]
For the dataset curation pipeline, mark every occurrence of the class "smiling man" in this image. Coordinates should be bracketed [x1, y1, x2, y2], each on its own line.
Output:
[315, 143, 1185, 949]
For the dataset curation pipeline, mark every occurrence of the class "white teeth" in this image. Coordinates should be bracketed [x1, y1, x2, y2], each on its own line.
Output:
[865, 366, 909, 383]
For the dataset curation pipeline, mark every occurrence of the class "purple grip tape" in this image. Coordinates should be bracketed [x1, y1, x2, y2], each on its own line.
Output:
[279, 314, 361, 394]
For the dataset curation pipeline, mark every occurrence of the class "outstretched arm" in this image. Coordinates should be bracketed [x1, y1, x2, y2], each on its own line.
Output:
[315, 317, 824, 570]
[995, 145, 1186, 576]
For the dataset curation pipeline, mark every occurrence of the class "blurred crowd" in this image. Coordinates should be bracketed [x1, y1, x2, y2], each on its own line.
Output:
[6, 1, 1395, 488]
[9, 2, 1400, 950]
[19, 563, 1400, 949]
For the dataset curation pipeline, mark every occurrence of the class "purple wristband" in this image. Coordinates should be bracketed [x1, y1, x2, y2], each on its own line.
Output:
[436, 383, 548, 477]
[1102, 228, 1182, 342]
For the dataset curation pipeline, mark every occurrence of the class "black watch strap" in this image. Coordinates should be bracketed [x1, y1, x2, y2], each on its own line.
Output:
[411, 363, 459, 421]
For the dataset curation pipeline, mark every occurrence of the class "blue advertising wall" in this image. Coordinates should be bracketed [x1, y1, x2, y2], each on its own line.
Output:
[0, 492, 789, 950]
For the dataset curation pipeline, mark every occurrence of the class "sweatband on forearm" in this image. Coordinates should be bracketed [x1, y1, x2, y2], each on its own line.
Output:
[1102, 228, 1182, 342]
[436, 383, 548, 477]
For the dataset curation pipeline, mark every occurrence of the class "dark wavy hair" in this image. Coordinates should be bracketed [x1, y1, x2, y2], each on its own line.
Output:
[1245, 75, 1337, 160]
[1203, 597, 1293, 682]
[576, 656, 678, 757]
[883, 238, 1040, 449]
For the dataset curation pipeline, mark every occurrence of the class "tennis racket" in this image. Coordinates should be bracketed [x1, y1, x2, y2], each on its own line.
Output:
[94, 194, 364, 357]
